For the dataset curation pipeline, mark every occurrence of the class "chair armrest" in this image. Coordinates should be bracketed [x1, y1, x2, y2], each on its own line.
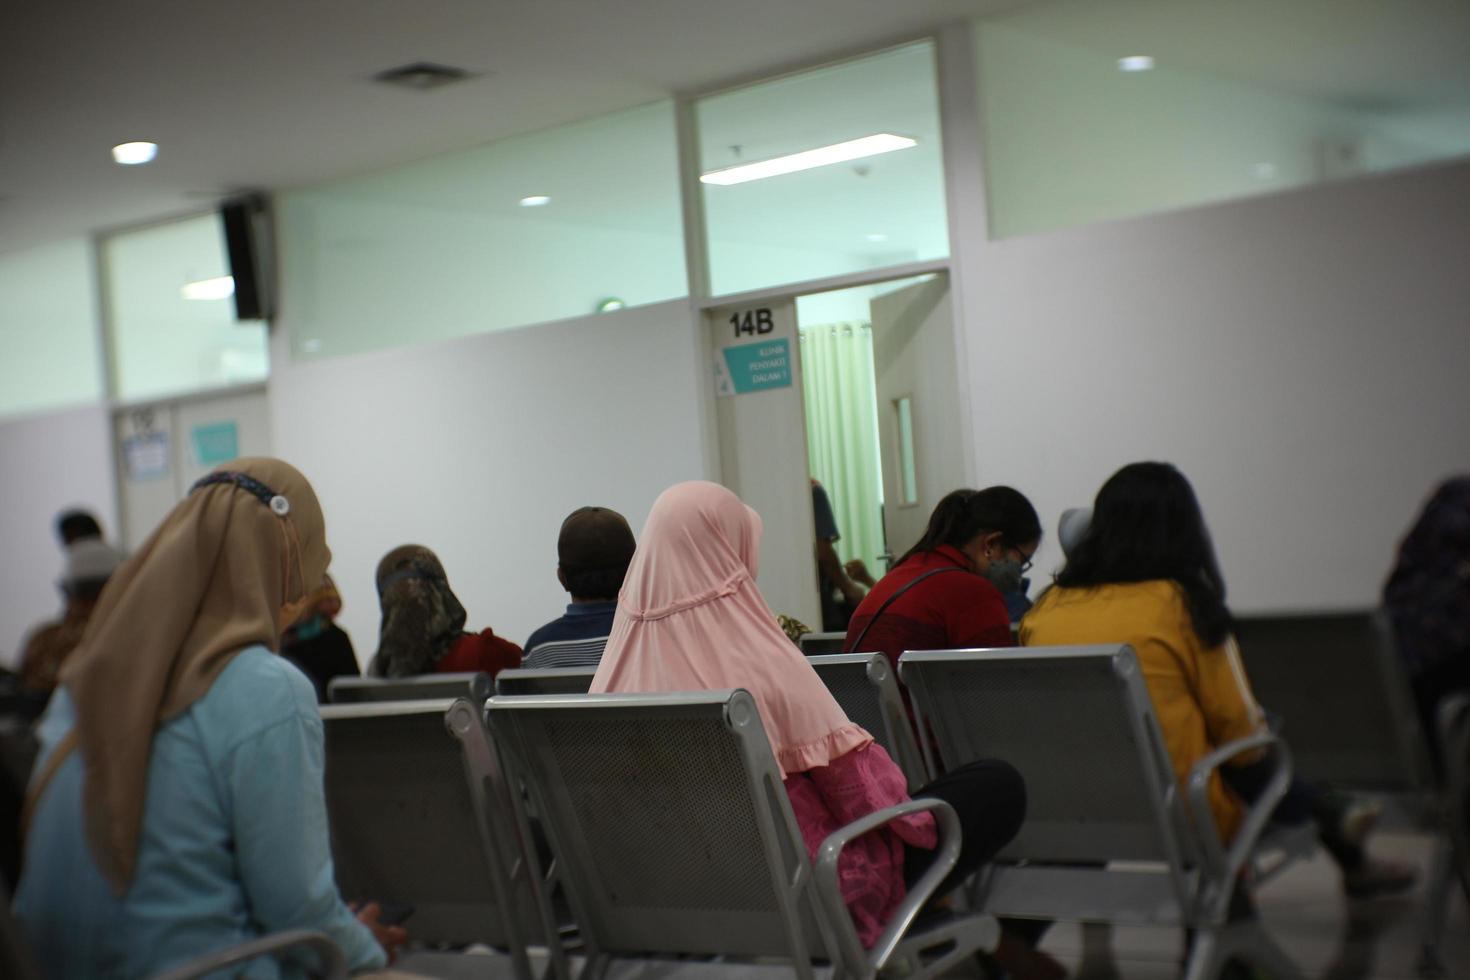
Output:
[813, 797, 961, 975]
[1185, 731, 1291, 888]
[149, 929, 349, 980]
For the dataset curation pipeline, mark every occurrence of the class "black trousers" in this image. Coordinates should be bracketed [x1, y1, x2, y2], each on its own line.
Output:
[1219, 753, 1364, 871]
[901, 759, 1027, 897]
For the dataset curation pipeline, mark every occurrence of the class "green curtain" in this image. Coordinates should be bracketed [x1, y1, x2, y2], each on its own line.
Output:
[799, 322, 886, 577]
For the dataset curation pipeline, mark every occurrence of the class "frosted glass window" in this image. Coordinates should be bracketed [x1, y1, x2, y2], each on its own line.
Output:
[105, 214, 269, 402]
[0, 239, 103, 419]
[278, 102, 687, 359]
[698, 43, 949, 296]
[976, 3, 1470, 239]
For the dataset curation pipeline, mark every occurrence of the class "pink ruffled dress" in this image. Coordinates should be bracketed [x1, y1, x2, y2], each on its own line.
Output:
[785, 742, 936, 948]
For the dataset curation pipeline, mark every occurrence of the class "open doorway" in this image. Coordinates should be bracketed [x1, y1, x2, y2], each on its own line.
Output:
[796, 273, 958, 631]
[704, 270, 961, 634]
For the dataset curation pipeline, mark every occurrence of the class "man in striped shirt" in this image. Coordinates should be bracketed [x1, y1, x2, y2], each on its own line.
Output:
[522, 507, 636, 669]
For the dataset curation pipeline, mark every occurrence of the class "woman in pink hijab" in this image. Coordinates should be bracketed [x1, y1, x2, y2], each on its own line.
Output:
[593, 482, 1034, 964]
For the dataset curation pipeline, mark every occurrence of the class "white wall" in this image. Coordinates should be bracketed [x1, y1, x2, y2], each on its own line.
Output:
[0, 405, 117, 669]
[956, 158, 1470, 612]
[0, 238, 103, 419]
[268, 299, 713, 659]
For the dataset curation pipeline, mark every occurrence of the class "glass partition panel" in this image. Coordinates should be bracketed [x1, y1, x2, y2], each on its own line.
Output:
[278, 101, 686, 359]
[105, 213, 269, 402]
[977, 1, 1470, 238]
[698, 42, 949, 296]
[0, 238, 103, 418]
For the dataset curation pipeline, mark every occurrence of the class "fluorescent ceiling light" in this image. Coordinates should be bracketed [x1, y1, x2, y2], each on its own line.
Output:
[519, 195, 551, 207]
[181, 276, 235, 301]
[700, 133, 917, 186]
[1117, 55, 1155, 72]
[112, 141, 159, 165]
[865, 233, 889, 243]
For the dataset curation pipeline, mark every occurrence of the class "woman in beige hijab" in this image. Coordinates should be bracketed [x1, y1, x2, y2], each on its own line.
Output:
[15, 458, 405, 978]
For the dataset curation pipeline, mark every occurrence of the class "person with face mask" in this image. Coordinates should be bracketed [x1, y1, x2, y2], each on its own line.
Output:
[845, 486, 1041, 680]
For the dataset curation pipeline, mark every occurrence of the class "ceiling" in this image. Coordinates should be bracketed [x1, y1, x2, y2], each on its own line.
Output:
[0, 0, 1004, 256]
[3, 0, 1466, 260]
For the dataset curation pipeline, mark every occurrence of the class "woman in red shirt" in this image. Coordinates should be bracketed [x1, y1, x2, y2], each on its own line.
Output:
[370, 545, 521, 678]
[845, 486, 1041, 670]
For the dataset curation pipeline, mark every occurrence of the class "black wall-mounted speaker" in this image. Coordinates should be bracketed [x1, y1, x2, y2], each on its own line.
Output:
[220, 193, 275, 322]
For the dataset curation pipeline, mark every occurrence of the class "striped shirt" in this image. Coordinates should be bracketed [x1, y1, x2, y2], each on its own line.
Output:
[523, 601, 617, 669]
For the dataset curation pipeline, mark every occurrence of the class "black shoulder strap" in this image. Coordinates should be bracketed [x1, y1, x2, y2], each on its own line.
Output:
[845, 565, 970, 653]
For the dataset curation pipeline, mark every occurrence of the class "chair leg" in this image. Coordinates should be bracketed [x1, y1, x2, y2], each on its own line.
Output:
[1418, 833, 1455, 979]
[1228, 921, 1306, 980]
[1181, 928, 1222, 980]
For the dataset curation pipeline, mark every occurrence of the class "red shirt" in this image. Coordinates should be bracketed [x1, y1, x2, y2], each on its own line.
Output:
[844, 544, 1015, 674]
[435, 628, 523, 678]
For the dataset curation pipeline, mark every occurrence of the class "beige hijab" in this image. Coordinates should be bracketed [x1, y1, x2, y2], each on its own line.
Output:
[42, 457, 330, 892]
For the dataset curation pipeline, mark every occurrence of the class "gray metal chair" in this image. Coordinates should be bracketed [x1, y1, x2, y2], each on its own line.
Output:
[1232, 611, 1434, 792]
[485, 689, 998, 980]
[327, 671, 493, 705]
[807, 653, 929, 791]
[494, 668, 596, 697]
[798, 631, 848, 655]
[899, 646, 1304, 980]
[1418, 692, 1470, 978]
[320, 698, 567, 980]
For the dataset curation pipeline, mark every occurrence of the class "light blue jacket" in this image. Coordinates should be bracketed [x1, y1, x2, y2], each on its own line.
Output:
[15, 646, 384, 979]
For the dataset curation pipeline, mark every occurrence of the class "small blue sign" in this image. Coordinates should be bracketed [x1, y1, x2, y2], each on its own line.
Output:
[722, 338, 792, 395]
[191, 421, 239, 466]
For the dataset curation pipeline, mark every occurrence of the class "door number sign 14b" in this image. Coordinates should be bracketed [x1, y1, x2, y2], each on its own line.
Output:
[730, 308, 775, 337]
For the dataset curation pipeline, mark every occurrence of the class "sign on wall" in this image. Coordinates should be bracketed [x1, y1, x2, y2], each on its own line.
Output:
[190, 421, 240, 466]
[712, 305, 796, 397]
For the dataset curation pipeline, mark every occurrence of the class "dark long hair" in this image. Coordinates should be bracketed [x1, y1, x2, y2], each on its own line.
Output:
[898, 486, 1041, 567]
[1056, 462, 1232, 647]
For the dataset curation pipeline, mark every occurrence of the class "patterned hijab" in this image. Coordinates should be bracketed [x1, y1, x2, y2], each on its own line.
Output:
[372, 545, 468, 677]
[42, 458, 329, 892]
[1383, 476, 1470, 676]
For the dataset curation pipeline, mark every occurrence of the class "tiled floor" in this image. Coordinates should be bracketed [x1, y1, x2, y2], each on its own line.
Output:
[1037, 831, 1469, 979]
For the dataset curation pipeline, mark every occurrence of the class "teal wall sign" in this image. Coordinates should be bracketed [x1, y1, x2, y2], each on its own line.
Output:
[721, 338, 792, 395]
[191, 421, 239, 466]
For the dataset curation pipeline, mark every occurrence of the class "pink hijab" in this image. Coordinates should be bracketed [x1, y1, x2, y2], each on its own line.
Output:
[592, 481, 871, 774]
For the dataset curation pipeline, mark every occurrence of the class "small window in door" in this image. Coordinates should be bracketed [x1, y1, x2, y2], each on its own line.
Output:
[894, 396, 918, 507]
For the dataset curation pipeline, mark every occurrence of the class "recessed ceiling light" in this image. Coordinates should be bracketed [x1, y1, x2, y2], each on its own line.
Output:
[866, 233, 889, 243]
[113, 141, 158, 165]
[596, 297, 626, 313]
[700, 134, 917, 186]
[519, 195, 551, 207]
[181, 276, 234, 300]
[1118, 55, 1155, 73]
[373, 62, 479, 91]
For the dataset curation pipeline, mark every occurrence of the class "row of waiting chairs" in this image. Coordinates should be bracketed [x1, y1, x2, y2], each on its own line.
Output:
[313, 646, 1303, 980]
[321, 609, 1469, 980]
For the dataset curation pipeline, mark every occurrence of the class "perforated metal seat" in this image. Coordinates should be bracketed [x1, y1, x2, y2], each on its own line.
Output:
[327, 672, 492, 705]
[900, 646, 1305, 980]
[486, 689, 998, 980]
[1233, 611, 1433, 791]
[494, 668, 596, 697]
[320, 699, 565, 980]
[807, 653, 928, 790]
[798, 632, 848, 655]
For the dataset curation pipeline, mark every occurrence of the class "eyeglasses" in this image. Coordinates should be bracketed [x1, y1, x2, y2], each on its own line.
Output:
[1009, 544, 1035, 575]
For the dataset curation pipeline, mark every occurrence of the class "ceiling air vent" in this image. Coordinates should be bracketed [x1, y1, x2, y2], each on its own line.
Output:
[373, 62, 478, 91]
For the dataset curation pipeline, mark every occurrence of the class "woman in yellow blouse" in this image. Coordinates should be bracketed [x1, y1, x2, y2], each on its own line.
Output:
[1022, 462, 1413, 899]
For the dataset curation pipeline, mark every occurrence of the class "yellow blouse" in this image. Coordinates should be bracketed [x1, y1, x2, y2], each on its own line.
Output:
[1020, 580, 1266, 842]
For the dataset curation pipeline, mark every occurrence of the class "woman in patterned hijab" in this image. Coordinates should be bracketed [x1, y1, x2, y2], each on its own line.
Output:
[371, 545, 521, 678]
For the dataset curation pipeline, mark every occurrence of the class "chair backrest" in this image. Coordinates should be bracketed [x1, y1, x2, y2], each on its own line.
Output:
[320, 698, 553, 967]
[494, 668, 596, 697]
[798, 632, 847, 655]
[485, 690, 844, 971]
[806, 653, 928, 790]
[900, 646, 1196, 868]
[326, 672, 492, 705]
[1232, 611, 1432, 792]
